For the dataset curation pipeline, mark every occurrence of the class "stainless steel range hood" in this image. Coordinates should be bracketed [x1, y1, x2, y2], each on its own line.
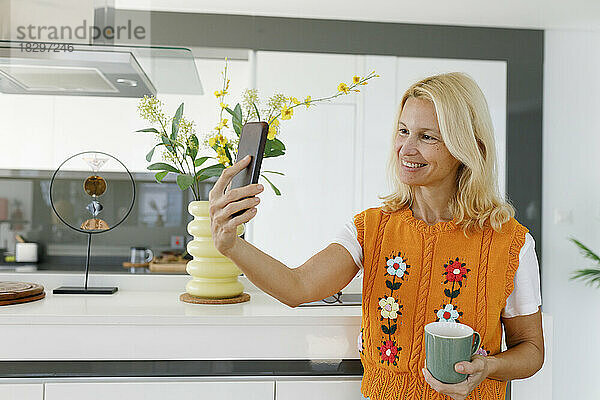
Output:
[0, 40, 204, 97]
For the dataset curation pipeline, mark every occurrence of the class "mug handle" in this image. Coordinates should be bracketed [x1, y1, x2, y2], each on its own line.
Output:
[470, 331, 481, 356]
[144, 249, 154, 263]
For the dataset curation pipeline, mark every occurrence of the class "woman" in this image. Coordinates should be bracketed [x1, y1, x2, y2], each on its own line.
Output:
[208, 72, 544, 400]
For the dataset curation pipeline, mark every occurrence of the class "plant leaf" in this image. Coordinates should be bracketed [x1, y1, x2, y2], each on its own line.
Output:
[145, 146, 156, 162]
[147, 163, 181, 173]
[392, 282, 402, 291]
[233, 104, 243, 136]
[262, 170, 285, 176]
[260, 173, 281, 196]
[176, 174, 194, 191]
[154, 171, 168, 182]
[162, 135, 177, 154]
[186, 134, 199, 159]
[252, 102, 261, 121]
[381, 325, 390, 335]
[194, 156, 211, 167]
[569, 237, 600, 263]
[197, 163, 226, 178]
[136, 127, 159, 133]
[385, 280, 393, 290]
[570, 268, 600, 287]
[171, 103, 184, 140]
[263, 138, 286, 158]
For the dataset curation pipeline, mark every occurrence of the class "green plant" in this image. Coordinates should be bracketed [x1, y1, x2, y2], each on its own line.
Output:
[569, 237, 600, 287]
[136, 60, 378, 200]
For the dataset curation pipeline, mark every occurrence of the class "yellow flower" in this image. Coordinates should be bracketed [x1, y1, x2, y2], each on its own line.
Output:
[338, 83, 349, 94]
[353, 76, 361, 84]
[267, 124, 277, 140]
[220, 102, 228, 109]
[214, 90, 223, 98]
[281, 105, 293, 120]
[290, 97, 300, 105]
[218, 135, 228, 145]
[209, 137, 216, 147]
[270, 118, 280, 127]
[304, 96, 312, 108]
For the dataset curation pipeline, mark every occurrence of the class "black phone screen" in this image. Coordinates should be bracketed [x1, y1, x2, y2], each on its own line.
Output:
[229, 122, 268, 217]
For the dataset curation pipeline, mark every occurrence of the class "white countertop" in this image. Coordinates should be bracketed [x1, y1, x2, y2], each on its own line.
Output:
[0, 273, 362, 361]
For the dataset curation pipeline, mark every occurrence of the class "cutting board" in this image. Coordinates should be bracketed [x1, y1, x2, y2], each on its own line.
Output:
[149, 261, 187, 273]
[0, 282, 45, 306]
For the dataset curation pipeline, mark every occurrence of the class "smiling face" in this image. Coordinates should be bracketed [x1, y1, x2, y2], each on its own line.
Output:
[393, 97, 462, 189]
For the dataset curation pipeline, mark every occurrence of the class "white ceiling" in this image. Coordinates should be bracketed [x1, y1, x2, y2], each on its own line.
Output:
[116, 0, 600, 30]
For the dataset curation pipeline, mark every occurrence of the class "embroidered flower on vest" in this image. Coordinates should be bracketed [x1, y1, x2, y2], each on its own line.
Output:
[436, 304, 461, 322]
[475, 347, 490, 357]
[379, 296, 400, 319]
[379, 340, 400, 364]
[375, 251, 412, 365]
[434, 257, 471, 323]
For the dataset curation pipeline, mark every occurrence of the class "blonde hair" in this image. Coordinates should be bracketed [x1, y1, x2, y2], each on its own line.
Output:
[380, 72, 515, 234]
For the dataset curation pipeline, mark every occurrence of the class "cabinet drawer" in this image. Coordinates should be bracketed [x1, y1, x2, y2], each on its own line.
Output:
[276, 379, 362, 400]
[45, 381, 274, 400]
[0, 383, 43, 400]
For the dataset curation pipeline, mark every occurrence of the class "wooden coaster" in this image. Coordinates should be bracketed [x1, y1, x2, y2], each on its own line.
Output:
[0, 291, 45, 306]
[0, 282, 44, 301]
[122, 262, 149, 268]
[180, 292, 250, 305]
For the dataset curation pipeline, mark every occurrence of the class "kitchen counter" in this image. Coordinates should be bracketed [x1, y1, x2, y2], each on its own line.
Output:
[0, 273, 362, 363]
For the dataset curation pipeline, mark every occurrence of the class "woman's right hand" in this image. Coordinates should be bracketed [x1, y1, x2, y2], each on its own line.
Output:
[208, 155, 264, 257]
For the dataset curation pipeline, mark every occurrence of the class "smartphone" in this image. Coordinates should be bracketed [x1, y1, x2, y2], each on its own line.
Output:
[229, 122, 269, 217]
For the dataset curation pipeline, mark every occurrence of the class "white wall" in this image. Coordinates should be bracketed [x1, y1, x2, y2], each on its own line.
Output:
[543, 29, 600, 399]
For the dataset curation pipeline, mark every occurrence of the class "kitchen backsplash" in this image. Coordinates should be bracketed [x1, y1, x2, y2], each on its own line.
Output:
[0, 169, 216, 273]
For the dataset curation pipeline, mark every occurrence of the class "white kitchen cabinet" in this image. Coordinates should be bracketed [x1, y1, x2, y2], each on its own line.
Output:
[44, 380, 274, 400]
[0, 383, 43, 400]
[276, 379, 362, 400]
[250, 51, 364, 269]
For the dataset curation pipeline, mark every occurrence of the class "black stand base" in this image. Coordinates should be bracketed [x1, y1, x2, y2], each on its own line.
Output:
[53, 286, 118, 295]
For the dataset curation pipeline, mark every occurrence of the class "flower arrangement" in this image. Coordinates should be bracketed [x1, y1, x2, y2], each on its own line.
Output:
[136, 61, 378, 200]
[569, 237, 600, 287]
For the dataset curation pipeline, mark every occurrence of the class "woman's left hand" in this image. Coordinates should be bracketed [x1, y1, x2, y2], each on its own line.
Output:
[422, 355, 490, 400]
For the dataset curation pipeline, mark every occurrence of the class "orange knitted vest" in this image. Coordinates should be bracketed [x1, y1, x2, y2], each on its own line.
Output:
[355, 206, 528, 400]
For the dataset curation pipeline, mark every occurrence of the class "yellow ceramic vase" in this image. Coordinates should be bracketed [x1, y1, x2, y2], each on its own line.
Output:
[185, 201, 245, 298]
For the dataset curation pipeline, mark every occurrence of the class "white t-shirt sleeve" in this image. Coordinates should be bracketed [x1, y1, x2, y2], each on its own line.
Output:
[502, 232, 542, 318]
[332, 219, 542, 318]
[331, 220, 363, 271]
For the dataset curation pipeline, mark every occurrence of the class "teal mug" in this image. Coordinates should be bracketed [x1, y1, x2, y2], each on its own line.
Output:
[424, 321, 481, 384]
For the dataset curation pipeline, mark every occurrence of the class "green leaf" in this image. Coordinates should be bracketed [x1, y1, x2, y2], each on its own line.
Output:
[154, 171, 168, 182]
[260, 173, 281, 196]
[186, 134, 199, 159]
[252, 102, 261, 121]
[162, 135, 176, 154]
[392, 282, 402, 291]
[198, 163, 226, 178]
[145, 146, 156, 162]
[385, 280, 394, 290]
[381, 325, 389, 335]
[194, 156, 211, 167]
[176, 174, 194, 191]
[571, 268, 600, 287]
[262, 170, 285, 176]
[263, 138, 286, 158]
[389, 324, 397, 335]
[224, 146, 233, 165]
[136, 127, 159, 133]
[444, 288, 452, 298]
[171, 103, 184, 140]
[569, 237, 600, 263]
[233, 104, 243, 136]
[147, 163, 181, 173]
